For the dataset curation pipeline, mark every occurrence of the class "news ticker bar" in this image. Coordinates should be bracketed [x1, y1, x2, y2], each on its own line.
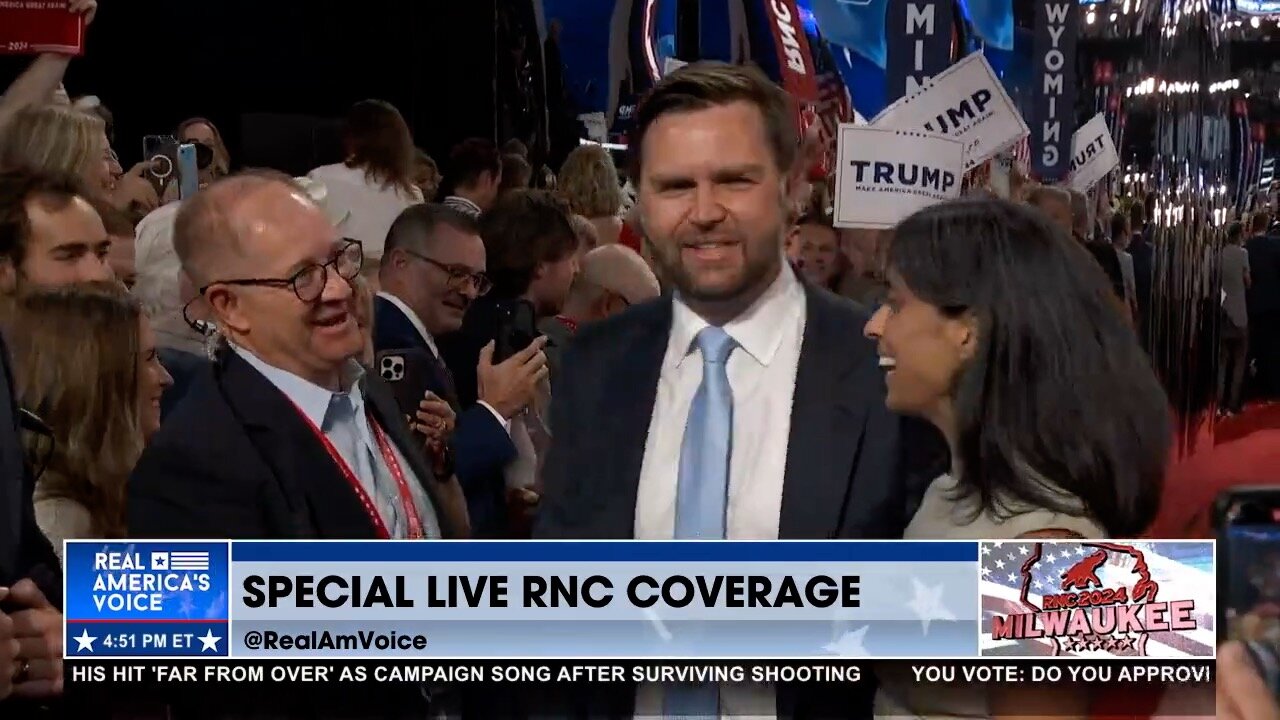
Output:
[66, 658, 1215, 689]
[64, 540, 1217, 660]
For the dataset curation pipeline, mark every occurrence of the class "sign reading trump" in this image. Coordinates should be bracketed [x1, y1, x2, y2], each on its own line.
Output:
[871, 52, 1029, 170]
[833, 126, 964, 230]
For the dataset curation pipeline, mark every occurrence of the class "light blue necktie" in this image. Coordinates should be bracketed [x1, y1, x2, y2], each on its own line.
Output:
[323, 394, 385, 528]
[667, 325, 736, 719]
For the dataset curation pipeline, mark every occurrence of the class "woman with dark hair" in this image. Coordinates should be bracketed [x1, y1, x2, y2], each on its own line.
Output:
[866, 199, 1172, 717]
[308, 99, 424, 262]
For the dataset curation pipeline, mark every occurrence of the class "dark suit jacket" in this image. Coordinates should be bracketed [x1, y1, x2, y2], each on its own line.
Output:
[1246, 233, 1280, 315]
[157, 346, 210, 420]
[374, 296, 516, 536]
[0, 331, 59, 605]
[0, 332, 61, 717]
[129, 348, 463, 541]
[1129, 232, 1154, 337]
[532, 284, 944, 718]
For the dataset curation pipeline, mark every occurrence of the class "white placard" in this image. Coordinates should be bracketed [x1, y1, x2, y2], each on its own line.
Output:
[577, 112, 608, 143]
[870, 52, 1029, 170]
[1068, 113, 1120, 192]
[833, 125, 966, 229]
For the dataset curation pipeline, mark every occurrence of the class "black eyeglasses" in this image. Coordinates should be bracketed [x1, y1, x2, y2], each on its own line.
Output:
[201, 239, 363, 303]
[403, 249, 492, 296]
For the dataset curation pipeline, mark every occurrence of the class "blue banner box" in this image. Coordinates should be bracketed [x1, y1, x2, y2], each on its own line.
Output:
[63, 540, 1221, 660]
[224, 541, 979, 659]
[64, 542, 230, 658]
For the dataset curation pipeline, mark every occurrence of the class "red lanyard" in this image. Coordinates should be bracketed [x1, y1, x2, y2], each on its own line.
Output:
[289, 399, 425, 539]
[555, 315, 578, 334]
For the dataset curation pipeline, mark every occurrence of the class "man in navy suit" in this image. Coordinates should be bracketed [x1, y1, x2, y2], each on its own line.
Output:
[536, 61, 942, 719]
[375, 204, 547, 536]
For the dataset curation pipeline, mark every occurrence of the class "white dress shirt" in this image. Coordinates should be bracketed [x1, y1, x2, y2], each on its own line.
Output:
[307, 164, 424, 260]
[635, 260, 806, 541]
[233, 345, 441, 539]
[632, 262, 806, 720]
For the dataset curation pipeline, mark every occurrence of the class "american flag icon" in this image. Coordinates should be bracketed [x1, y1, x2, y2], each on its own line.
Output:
[978, 540, 1215, 658]
[160, 551, 210, 571]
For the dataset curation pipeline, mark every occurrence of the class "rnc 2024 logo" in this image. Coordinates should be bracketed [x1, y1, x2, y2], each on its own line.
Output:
[978, 541, 1214, 657]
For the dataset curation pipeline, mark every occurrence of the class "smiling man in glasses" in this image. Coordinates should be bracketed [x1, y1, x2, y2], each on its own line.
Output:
[128, 175, 467, 560]
[375, 203, 548, 537]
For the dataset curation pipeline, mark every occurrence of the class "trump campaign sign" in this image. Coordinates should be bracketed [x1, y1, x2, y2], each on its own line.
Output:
[833, 126, 964, 230]
[1068, 114, 1121, 193]
[871, 52, 1028, 171]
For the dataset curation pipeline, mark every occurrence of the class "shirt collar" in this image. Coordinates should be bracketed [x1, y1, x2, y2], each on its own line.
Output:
[376, 290, 439, 357]
[668, 260, 803, 370]
[445, 195, 482, 217]
[231, 344, 366, 429]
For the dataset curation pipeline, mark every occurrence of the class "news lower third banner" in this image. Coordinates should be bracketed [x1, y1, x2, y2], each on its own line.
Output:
[63, 540, 1214, 661]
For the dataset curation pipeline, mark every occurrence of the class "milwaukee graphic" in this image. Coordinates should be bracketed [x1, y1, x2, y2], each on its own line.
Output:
[988, 542, 1198, 655]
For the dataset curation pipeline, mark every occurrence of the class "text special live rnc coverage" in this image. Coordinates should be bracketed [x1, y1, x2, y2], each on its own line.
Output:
[59, 540, 1217, 715]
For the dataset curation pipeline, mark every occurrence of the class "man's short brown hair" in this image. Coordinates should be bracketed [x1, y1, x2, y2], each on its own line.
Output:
[0, 169, 85, 268]
[628, 61, 798, 180]
[480, 190, 576, 297]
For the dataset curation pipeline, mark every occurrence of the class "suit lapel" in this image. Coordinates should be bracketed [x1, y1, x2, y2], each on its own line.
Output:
[219, 352, 379, 538]
[778, 287, 871, 539]
[0, 337, 24, 577]
[362, 374, 461, 539]
[603, 301, 670, 537]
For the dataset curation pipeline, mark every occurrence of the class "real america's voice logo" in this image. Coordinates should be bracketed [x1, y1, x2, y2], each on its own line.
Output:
[979, 541, 1214, 657]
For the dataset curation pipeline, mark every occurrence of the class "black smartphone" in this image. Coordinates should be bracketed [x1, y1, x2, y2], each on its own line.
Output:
[1215, 487, 1280, 644]
[494, 300, 539, 365]
[142, 134, 179, 197]
[375, 348, 438, 421]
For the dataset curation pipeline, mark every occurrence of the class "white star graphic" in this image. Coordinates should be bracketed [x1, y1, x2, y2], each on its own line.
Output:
[1076, 545, 1089, 556]
[1045, 552, 1058, 563]
[994, 558, 1006, 570]
[981, 545, 992, 556]
[1006, 572, 1018, 583]
[823, 625, 871, 657]
[198, 629, 221, 652]
[980, 565, 991, 577]
[907, 577, 956, 636]
[1018, 545, 1031, 555]
[74, 628, 97, 652]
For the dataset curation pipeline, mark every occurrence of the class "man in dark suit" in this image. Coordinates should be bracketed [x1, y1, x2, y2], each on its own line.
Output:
[130, 175, 468, 542]
[1245, 212, 1280, 399]
[128, 176, 466, 717]
[1127, 201, 1154, 343]
[374, 203, 546, 536]
[0, 332, 64, 709]
[536, 62, 939, 718]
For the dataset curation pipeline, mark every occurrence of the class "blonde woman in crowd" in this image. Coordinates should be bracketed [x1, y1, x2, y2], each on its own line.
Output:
[177, 116, 232, 179]
[413, 149, 442, 202]
[557, 143, 625, 246]
[0, 104, 158, 213]
[5, 282, 172, 563]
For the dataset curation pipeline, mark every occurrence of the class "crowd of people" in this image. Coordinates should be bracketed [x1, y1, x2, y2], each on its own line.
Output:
[0, 2, 1277, 716]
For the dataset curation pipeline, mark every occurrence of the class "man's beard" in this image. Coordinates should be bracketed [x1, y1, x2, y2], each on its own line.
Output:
[654, 224, 784, 305]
